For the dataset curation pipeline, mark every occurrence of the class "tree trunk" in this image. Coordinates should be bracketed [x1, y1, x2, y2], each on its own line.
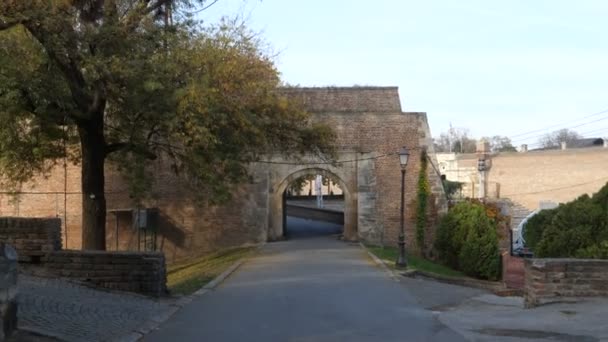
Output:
[78, 116, 107, 250]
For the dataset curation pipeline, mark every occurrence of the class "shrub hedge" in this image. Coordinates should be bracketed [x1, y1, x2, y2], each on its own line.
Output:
[434, 201, 501, 280]
[523, 182, 608, 259]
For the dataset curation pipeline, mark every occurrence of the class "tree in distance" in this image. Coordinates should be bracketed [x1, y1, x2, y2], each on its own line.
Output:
[539, 129, 581, 149]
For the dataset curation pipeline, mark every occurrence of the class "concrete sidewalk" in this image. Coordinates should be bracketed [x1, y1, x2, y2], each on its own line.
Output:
[372, 251, 608, 342]
[438, 294, 608, 342]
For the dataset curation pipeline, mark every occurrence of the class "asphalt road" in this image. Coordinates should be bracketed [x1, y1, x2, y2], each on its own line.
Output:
[285, 215, 343, 238]
[145, 218, 466, 342]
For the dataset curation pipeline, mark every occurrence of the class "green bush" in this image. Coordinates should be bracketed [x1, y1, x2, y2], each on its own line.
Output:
[416, 150, 430, 251]
[434, 201, 501, 280]
[575, 241, 608, 259]
[435, 213, 459, 269]
[525, 182, 608, 259]
[523, 208, 557, 251]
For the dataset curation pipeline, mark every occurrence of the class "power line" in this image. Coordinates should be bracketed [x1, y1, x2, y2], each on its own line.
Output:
[511, 115, 608, 144]
[251, 153, 395, 165]
[578, 127, 608, 137]
[509, 108, 608, 140]
[501, 176, 608, 197]
[250, 148, 426, 166]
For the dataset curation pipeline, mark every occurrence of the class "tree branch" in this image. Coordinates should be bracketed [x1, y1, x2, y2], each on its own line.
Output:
[105, 142, 129, 154]
[0, 19, 21, 31]
[105, 141, 157, 160]
[23, 25, 93, 120]
[143, 0, 173, 16]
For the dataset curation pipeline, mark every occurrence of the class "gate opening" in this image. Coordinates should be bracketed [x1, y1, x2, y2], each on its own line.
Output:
[282, 174, 344, 239]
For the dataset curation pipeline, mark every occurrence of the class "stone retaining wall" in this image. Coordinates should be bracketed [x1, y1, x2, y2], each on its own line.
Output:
[524, 258, 608, 308]
[0, 217, 167, 297]
[41, 250, 167, 297]
[0, 243, 18, 341]
[0, 217, 62, 263]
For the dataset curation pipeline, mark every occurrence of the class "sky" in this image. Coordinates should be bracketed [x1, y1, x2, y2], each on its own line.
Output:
[201, 0, 608, 147]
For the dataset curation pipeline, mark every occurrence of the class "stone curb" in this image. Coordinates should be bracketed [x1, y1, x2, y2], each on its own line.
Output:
[401, 269, 506, 293]
[115, 255, 252, 342]
[360, 243, 508, 294]
[359, 243, 400, 281]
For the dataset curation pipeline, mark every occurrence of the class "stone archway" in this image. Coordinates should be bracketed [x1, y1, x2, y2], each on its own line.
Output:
[269, 166, 358, 241]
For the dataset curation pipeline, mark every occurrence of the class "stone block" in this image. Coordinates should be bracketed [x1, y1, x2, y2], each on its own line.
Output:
[524, 258, 608, 308]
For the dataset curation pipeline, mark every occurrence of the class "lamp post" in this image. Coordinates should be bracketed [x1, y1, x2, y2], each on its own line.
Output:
[396, 146, 409, 268]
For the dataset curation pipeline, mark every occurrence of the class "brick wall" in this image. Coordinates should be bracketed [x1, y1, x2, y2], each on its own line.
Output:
[0, 218, 62, 263]
[0, 163, 82, 249]
[524, 258, 608, 308]
[0, 243, 18, 341]
[310, 110, 446, 249]
[0, 217, 167, 297]
[39, 250, 167, 297]
[502, 252, 525, 290]
[281, 86, 402, 113]
[1, 161, 265, 264]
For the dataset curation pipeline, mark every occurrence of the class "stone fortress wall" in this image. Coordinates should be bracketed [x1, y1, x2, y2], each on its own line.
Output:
[0, 87, 445, 261]
[437, 146, 608, 210]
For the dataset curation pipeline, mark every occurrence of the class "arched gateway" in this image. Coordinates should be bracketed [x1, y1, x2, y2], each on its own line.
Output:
[242, 87, 447, 248]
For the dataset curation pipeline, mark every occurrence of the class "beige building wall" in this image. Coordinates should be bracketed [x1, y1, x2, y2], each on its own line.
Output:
[437, 147, 608, 210]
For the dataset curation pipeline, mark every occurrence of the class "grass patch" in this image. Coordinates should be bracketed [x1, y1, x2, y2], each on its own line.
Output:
[167, 247, 255, 295]
[366, 245, 464, 278]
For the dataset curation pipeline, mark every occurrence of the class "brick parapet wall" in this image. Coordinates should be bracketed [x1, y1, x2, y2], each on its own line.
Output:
[524, 258, 608, 308]
[280, 87, 402, 113]
[0, 217, 62, 263]
[0, 243, 18, 341]
[40, 250, 167, 297]
[502, 252, 525, 290]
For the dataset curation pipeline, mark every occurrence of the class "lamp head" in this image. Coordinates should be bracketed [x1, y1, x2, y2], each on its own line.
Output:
[399, 146, 409, 170]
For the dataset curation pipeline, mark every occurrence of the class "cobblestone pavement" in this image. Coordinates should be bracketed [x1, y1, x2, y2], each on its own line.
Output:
[17, 274, 171, 342]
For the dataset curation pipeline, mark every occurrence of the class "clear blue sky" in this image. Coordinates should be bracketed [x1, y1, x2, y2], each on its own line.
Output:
[203, 0, 608, 146]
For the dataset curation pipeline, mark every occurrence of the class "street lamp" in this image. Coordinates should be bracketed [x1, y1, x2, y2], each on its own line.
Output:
[477, 158, 487, 172]
[477, 157, 488, 199]
[396, 146, 409, 268]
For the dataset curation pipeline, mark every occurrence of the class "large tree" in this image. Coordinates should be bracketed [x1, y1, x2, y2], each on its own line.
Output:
[0, 1, 334, 250]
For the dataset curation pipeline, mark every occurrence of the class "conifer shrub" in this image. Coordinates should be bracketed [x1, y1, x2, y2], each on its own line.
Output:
[523, 208, 557, 251]
[434, 201, 501, 280]
[520, 182, 608, 258]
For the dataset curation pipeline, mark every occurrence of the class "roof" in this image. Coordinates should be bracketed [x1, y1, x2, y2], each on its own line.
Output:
[568, 138, 605, 148]
[279, 86, 402, 113]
